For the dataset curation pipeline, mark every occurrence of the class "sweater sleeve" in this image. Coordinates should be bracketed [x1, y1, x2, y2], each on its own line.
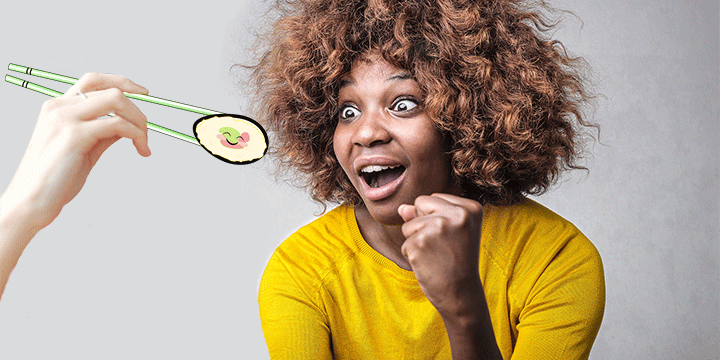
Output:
[258, 251, 333, 360]
[511, 235, 606, 360]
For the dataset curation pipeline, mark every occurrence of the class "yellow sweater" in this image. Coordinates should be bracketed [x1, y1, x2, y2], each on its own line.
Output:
[259, 198, 605, 359]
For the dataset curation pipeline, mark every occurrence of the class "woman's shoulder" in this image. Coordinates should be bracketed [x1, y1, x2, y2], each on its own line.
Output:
[481, 197, 602, 274]
[262, 205, 359, 290]
[278, 204, 357, 256]
[484, 197, 593, 243]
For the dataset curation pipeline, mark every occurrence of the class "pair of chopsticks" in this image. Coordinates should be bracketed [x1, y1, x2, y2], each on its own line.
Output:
[5, 63, 224, 145]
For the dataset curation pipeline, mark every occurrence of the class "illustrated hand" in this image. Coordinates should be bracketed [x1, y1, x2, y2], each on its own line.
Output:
[398, 193, 484, 317]
[1, 72, 151, 231]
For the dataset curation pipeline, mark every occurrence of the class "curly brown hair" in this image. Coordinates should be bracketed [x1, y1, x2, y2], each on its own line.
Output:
[249, 0, 596, 206]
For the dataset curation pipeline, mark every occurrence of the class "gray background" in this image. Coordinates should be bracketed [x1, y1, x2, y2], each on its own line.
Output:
[0, 0, 717, 359]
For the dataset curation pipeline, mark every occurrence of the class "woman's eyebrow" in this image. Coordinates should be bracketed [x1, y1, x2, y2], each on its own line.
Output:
[386, 72, 412, 82]
[339, 78, 354, 89]
[338, 72, 412, 90]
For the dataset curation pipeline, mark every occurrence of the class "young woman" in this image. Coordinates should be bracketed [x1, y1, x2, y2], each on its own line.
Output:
[0, 0, 604, 359]
[251, 0, 604, 359]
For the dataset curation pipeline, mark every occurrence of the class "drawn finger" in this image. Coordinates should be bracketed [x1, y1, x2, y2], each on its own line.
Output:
[71, 88, 149, 134]
[80, 115, 151, 157]
[67, 72, 148, 97]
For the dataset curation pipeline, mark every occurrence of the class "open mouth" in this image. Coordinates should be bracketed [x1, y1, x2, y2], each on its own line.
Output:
[360, 165, 406, 188]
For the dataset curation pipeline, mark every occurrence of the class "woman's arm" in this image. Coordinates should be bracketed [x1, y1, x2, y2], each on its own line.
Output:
[0, 197, 41, 299]
[399, 194, 605, 360]
[258, 251, 334, 360]
[399, 193, 503, 360]
[0, 73, 151, 300]
[511, 234, 605, 359]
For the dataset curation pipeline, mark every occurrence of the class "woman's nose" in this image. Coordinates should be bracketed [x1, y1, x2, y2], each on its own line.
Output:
[352, 110, 391, 147]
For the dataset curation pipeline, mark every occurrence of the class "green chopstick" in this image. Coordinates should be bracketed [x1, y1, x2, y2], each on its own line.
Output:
[9, 64, 222, 116]
[5, 63, 234, 145]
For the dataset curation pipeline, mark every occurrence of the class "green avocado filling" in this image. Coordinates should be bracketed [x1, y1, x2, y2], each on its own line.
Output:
[219, 126, 241, 145]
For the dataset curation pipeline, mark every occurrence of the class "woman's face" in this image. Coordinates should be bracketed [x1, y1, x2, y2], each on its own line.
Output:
[333, 55, 461, 225]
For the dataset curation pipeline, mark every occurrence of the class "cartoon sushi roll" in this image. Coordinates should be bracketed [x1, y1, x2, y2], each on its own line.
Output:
[193, 114, 269, 165]
[7, 64, 269, 164]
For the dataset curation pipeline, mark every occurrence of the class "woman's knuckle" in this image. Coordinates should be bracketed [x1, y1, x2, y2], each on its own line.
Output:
[401, 242, 412, 257]
[473, 206, 484, 221]
[81, 72, 100, 83]
[105, 88, 126, 104]
[46, 107, 66, 123]
[41, 98, 57, 112]
[452, 206, 470, 223]
[415, 234, 431, 250]
[466, 200, 481, 213]
[108, 87, 124, 97]
[414, 195, 430, 206]
[110, 116, 126, 127]
[430, 217, 444, 229]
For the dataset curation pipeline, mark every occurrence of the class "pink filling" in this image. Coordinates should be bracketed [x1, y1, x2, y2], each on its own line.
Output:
[217, 132, 250, 149]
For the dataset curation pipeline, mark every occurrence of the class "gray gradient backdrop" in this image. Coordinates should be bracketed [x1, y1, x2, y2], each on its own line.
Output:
[0, 0, 717, 359]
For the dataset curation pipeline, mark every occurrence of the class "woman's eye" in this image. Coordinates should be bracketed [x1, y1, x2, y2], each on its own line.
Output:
[339, 106, 360, 120]
[391, 99, 418, 113]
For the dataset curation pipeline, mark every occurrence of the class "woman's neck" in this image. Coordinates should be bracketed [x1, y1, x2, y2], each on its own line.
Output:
[354, 204, 413, 271]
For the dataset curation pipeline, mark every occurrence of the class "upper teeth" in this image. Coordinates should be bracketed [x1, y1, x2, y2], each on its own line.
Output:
[360, 165, 400, 173]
